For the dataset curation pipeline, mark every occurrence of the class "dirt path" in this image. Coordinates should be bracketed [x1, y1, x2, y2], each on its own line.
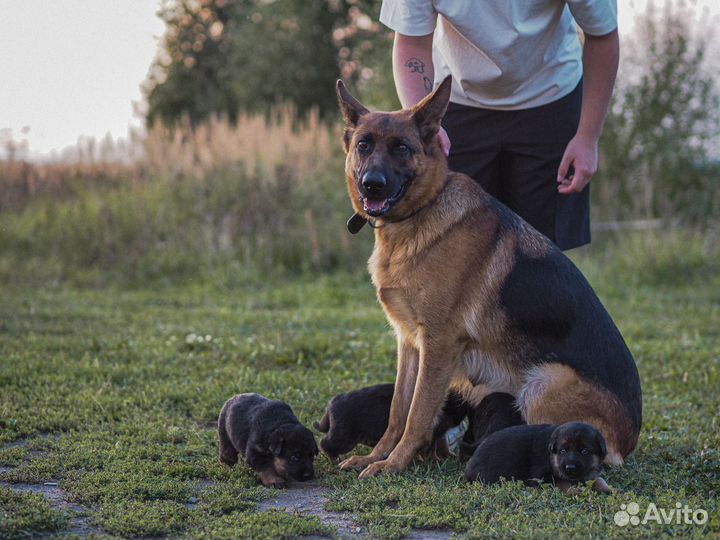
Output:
[0, 475, 453, 539]
[1, 439, 451, 539]
[258, 481, 452, 540]
[258, 482, 363, 538]
[0, 479, 102, 536]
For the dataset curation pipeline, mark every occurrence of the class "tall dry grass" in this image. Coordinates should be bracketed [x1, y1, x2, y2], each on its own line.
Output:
[1, 103, 717, 286]
[0, 106, 369, 285]
[144, 106, 334, 182]
[1, 105, 337, 211]
[0, 159, 144, 213]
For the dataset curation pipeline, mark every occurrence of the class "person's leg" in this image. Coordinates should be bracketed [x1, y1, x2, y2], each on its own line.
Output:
[442, 103, 503, 199]
[499, 82, 590, 250]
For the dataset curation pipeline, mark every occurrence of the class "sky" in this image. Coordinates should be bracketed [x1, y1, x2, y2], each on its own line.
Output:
[0, 1, 164, 159]
[0, 0, 716, 160]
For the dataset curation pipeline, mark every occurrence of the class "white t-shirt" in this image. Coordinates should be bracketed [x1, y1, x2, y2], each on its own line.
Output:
[379, 0, 617, 110]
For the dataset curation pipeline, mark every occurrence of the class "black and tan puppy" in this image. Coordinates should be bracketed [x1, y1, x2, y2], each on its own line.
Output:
[218, 393, 318, 488]
[314, 384, 468, 460]
[465, 422, 610, 493]
[459, 392, 524, 459]
[335, 78, 642, 479]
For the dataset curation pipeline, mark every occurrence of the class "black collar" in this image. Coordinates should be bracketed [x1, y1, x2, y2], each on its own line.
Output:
[346, 203, 426, 234]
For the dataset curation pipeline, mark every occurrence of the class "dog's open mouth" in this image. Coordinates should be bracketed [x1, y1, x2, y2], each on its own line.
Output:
[361, 183, 408, 217]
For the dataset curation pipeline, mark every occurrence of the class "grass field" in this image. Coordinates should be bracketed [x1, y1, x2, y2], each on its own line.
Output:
[0, 232, 718, 539]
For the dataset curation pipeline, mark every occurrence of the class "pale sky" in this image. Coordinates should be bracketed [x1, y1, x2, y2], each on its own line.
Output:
[0, 1, 164, 159]
[0, 1, 716, 160]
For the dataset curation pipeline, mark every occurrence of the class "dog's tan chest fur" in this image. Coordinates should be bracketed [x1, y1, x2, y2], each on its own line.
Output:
[370, 243, 427, 346]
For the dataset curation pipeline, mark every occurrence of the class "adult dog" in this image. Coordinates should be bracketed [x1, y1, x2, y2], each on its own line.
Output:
[336, 77, 642, 479]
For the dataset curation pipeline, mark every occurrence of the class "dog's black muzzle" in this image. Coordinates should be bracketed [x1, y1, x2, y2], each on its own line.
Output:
[358, 169, 409, 217]
[361, 170, 387, 194]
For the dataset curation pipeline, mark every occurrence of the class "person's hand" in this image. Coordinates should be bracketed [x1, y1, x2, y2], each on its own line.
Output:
[438, 126, 451, 156]
[557, 134, 598, 194]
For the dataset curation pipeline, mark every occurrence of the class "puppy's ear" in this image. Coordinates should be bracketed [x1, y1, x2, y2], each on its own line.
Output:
[410, 75, 452, 145]
[459, 441, 478, 457]
[547, 429, 559, 455]
[596, 431, 608, 457]
[312, 437, 320, 457]
[268, 430, 284, 456]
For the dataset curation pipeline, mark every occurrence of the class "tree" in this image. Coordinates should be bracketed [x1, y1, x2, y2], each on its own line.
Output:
[596, 0, 720, 223]
[144, 0, 394, 126]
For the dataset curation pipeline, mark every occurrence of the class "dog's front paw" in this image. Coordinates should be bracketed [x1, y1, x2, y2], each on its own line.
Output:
[339, 454, 379, 471]
[358, 459, 403, 479]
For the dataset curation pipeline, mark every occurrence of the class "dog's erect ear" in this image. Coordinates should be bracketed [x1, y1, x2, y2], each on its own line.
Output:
[336, 80, 369, 128]
[337, 80, 369, 153]
[268, 430, 284, 456]
[410, 75, 452, 144]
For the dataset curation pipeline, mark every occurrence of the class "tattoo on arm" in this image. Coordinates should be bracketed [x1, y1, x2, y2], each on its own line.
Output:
[405, 57, 425, 73]
[405, 57, 433, 92]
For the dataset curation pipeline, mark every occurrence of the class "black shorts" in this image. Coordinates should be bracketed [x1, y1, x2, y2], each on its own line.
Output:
[441, 80, 589, 250]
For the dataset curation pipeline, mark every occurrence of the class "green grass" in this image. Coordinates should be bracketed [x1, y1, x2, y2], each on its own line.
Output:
[0, 231, 718, 539]
[0, 487, 69, 539]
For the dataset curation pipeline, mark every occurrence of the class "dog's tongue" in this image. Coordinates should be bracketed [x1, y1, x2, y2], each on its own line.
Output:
[364, 199, 386, 213]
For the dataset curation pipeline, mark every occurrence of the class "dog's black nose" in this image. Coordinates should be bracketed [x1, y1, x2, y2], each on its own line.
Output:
[361, 171, 386, 191]
[564, 464, 577, 475]
[301, 471, 313, 481]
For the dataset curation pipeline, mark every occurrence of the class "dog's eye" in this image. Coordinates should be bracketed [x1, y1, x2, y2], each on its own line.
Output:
[580, 448, 589, 455]
[290, 454, 300, 462]
[395, 144, 410, 155]
[559, 448, 567, 454]
[357, 140, 370, 153]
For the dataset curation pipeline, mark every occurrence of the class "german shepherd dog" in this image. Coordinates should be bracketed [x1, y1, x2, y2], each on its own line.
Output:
[335, 77, 642, 479]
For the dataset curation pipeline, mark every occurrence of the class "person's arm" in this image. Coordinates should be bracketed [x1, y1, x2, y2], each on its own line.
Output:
[392, 32, 451, 155]
[557, 29, 619, 194]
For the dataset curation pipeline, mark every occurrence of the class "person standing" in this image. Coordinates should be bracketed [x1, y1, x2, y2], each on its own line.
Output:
[379, 1, 619, 249]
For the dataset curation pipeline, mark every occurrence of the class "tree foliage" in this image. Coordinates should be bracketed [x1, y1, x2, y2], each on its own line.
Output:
[144, 0, 394, 126]
[597, 0, 720, 222]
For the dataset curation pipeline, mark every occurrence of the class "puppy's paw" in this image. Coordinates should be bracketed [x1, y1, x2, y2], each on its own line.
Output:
[429, 438, 452, 461]
[339, 454, 379, 471]
[358, 459, 403, 479]
[219, 452, 238, 466]
[259, 469, 287, 489]
[556, 480, 580, 495]
[591, 477, 612, 494]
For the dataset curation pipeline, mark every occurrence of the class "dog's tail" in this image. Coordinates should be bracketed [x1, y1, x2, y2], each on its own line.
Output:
[313, 411, 330, 433]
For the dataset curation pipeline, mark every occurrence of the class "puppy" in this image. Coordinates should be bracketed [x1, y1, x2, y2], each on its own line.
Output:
[218, 393, 318, 488]
[314, 384, 468, 460]
[464, 422, 610, 493]
[459, 392, 524, 459]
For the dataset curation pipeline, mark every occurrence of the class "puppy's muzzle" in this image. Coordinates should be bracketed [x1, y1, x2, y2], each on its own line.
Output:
[563, 463, 580, 479]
